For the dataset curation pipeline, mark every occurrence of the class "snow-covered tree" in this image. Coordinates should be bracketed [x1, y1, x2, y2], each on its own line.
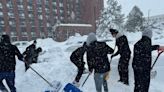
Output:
[96, 0, 124, 38]
[125, 6, 144, 32]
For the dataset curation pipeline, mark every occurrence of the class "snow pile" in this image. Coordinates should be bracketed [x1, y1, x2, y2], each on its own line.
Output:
[9, 30, 164, 92]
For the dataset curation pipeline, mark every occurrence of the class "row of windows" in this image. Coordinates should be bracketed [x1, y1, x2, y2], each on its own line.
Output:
[0, 2, 64, 9]
[0, 19, 52, 27]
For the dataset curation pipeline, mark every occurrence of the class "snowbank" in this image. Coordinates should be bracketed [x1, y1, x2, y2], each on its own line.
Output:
[10, 31, 164, 92]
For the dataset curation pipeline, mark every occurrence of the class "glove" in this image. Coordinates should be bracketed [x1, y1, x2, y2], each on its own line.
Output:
[158, 46, 164, 51]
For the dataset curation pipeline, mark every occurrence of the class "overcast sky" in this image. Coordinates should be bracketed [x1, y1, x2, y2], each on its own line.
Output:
[104, 0, 164, 17]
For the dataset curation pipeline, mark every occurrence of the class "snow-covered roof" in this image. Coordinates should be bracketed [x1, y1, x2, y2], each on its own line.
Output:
[58, 23, 92, 27]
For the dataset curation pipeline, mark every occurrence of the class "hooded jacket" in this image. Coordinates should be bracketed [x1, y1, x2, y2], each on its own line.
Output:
[113, 33, 131, 57]
[0, 35, 23, 71]
[132, 36, 159, 70]
[86, 41, 114, 73]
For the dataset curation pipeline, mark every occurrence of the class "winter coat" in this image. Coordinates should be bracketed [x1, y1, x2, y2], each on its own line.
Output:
[32, 47, 42, 63]
[132, 36, 159, 70]
[86, 41, 114, 73]
[113, 34, 131, 57]
[0, 43, 23, 72]
[23, 44, 36, 63]
[70, 46, 86, 67]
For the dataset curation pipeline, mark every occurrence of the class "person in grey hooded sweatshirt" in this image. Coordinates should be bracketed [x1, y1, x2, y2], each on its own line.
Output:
[109, 29, 131, 85]
[132, 27, 161, 92]
[86, 33, 114, 92]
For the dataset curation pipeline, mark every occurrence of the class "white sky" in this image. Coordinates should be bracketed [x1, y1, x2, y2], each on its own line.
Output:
[104, 0, 164, 17]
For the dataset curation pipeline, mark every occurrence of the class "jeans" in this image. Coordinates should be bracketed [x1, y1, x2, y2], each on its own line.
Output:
[94, 72, 108, 92]
[0, 72, 16, 92]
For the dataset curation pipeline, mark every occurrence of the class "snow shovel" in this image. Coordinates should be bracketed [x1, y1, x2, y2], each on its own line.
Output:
[63, 73, 91, 92]
[151, 51, 164, 79]
[24, 62, 62, 92]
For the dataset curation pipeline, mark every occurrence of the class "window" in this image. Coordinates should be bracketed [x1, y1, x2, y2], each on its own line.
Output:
[47, 23, 50, 27]
[59, 3, 63, 7]
[39, 15, 43, 19]
[10, 31, 17, 36]
[76, 0, 79, 3]
[0, 3, 2, 8]
[45, 0, 49, 5]
[27, 6, 33, 10]
[31, 31, 36, 37]
[22, 31, 28, 36]
[17, 5, 23, 8]
[0, 12, 3, 16]
[19, 13, 25, 18]
[53, 2, 56, 5]
[60, 16, 64, 20]
[37, 0, 42, 4]
[0, 21, 4, 24]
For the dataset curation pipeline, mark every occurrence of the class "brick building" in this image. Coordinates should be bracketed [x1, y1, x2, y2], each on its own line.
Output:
[0, 0, 104, 41]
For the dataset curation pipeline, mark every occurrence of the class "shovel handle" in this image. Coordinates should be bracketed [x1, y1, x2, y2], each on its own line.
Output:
[81, 73, 91, 87]
[151, 51, 164, 70]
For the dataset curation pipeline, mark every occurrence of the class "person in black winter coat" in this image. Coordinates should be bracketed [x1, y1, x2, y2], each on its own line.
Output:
[0, 35, 23, 92]
[23, 40, 37, 71]
[132, 27, 160, 92]
[109, 29, 131, 85]
[32, 47, 42, 63]
[70, 42, 87, 86]
[86, 33, 114, 92]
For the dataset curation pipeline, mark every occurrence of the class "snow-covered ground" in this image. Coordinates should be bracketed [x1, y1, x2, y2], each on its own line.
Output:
[2, 31, 164, 92]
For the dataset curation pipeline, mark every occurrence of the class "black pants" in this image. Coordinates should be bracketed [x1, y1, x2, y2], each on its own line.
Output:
[73, 61, 85, 82]
[118, 55, 130, 84]
[133, 67, 150, 92]
[0, 72, 16, 92]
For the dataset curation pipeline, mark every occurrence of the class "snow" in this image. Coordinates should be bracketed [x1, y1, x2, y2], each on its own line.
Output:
[58, 23, 92, 27]
[2, 29, 164, 92]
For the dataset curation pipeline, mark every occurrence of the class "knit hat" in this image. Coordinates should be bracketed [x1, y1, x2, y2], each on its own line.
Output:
[142, 27, 152, 38]
[86, 33, 97, 46]
[109, 29, 118, 35]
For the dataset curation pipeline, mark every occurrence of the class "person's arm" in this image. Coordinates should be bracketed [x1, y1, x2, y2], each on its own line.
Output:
[106, 44, 114, 54]
[14, 46, 24, 61]
[86, 52, 94, 72]
[151, 45, 160, 51]
[112, 43, 121, 57]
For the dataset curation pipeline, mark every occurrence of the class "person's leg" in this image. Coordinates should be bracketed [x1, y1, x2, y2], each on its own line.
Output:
[119, 56, 130, 85]
[75, 67, 84, 82]
[133, 68, 143, 92]
[122, 59, 130, 85]
[118, 59, 123, 82]
[74, 62, 85, 82]
[0, 73, 8, 92]
[5, 72, 16, 92]
[94, 73, 103, 92]
[142, 70, 151, 92]
[103, 72, 108, 92]
[25, 63, 29, 71]
[133, 68, 139, 92]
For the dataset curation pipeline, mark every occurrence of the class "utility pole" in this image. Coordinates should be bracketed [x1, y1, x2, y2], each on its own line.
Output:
[148, 9, 151, 24]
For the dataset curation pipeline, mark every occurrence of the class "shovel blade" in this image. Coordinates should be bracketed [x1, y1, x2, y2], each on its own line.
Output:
[151, 70, 157, 79]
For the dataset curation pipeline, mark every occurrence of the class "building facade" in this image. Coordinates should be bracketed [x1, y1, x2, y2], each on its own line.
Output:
[145, 14, 164, 23]
[0, 0, 104, 41]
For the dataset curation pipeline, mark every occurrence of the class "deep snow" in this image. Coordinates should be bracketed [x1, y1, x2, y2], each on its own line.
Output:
[2, 31, 164, 92]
